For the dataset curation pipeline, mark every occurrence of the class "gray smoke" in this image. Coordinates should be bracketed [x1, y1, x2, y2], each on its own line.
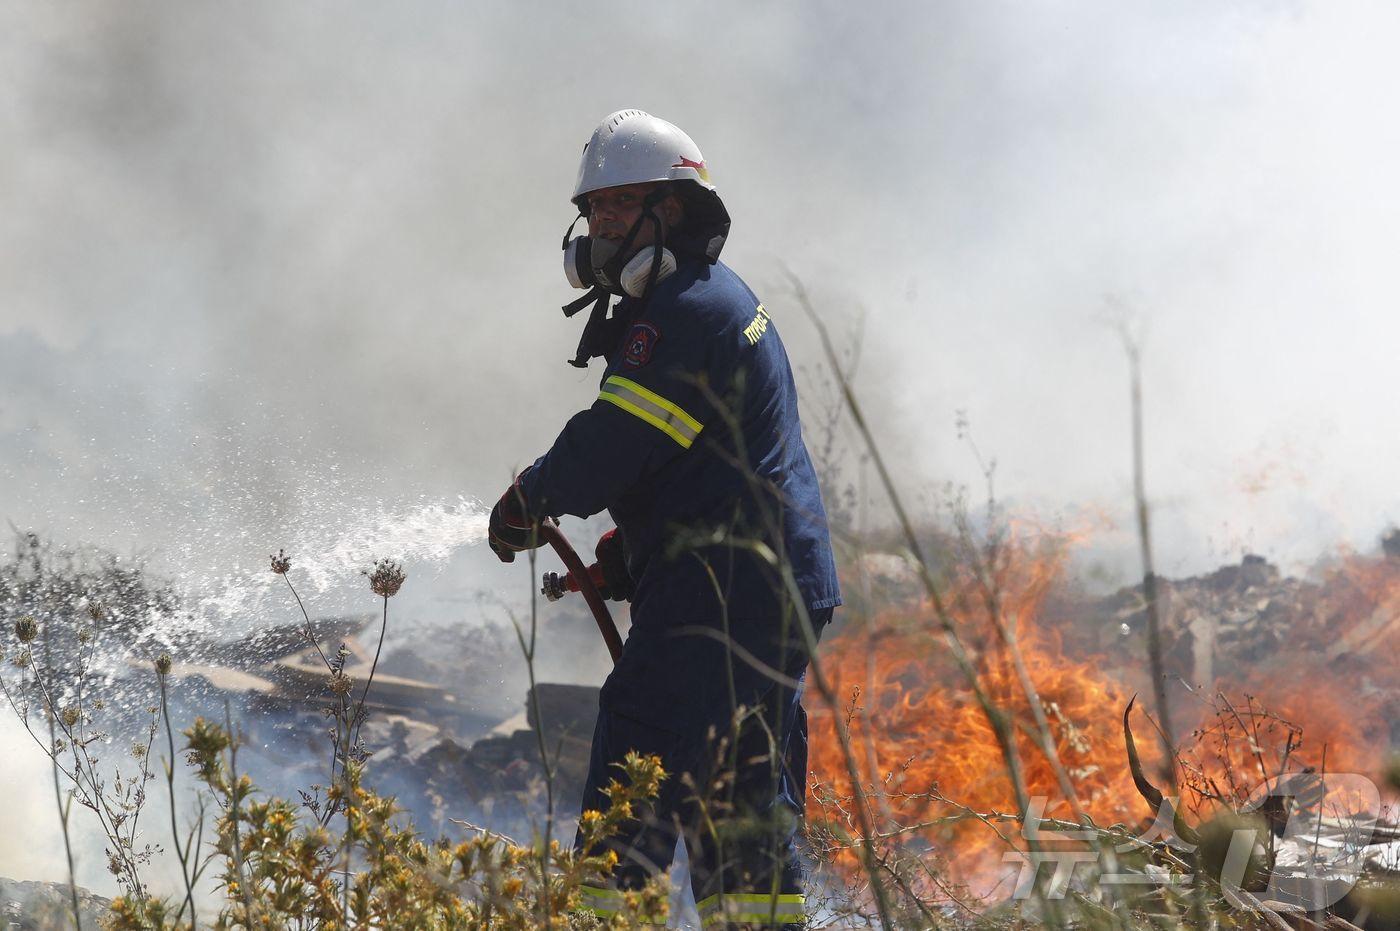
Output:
[2, 0, 1399, 887]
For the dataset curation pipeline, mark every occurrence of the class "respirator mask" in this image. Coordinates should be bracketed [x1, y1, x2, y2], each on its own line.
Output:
[559, 187, 676, 368]
[563, 235, 676, 299]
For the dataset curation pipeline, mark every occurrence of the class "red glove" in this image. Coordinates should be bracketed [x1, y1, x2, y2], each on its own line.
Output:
[594, 529, 634, 602]
[488, 478, 545, 563]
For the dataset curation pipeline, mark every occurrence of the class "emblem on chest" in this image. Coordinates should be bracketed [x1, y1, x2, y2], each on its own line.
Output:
[622, 322, 660, 369]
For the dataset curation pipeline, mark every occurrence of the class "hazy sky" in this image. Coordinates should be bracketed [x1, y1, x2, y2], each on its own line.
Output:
[3, 0, 1399, 894]
[2, 0, 1397, 606]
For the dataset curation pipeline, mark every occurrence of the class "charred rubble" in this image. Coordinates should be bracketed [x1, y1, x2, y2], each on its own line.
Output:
[153, 614, 601, 841]
[1089, 549, 1400, 746]
[0, 877, 110, 931]
[371, 682, 599, 839]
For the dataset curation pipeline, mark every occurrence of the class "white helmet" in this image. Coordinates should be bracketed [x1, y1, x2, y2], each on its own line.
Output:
[572, 109, 714, 206]
[558, 110, 733, 370]
[570, 110, 730, 264]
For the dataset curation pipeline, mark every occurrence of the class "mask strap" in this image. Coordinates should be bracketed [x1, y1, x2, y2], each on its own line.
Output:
[560, 212, 584, 251]
[567, 289, 611, 368]
[641, 214, 666, 300]
[606, 213, 646, 275]
[563, 286, 601, 318]
[635, 191, 669, 300]
[601, 187, 670, 285]
[563, 189, 671, 366]
[612, 188, 671, 299]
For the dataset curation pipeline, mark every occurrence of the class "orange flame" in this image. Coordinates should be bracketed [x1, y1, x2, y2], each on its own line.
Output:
[807, 531, 1398, 901]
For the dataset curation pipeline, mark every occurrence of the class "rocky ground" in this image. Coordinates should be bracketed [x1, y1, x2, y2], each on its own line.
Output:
[368, 681, 600, 840]
[0, 878, 108, 931]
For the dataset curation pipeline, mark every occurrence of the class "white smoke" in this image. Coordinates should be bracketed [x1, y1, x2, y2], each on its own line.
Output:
[1, 0, 1398, 890]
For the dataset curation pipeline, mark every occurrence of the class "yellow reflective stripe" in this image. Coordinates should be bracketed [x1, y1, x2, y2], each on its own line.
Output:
[577, 884, 625, 915]
[598, 375, 703, 449]
[607, 376, 702, 433]
[598, 391, 692, 448]
[577, 885, 666, 923]
[697, 892, 805, 925]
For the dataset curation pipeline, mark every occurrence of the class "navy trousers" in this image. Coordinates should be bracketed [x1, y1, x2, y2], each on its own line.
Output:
[575, 608, 831, 928]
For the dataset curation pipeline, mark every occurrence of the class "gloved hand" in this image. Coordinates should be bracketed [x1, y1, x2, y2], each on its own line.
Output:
[594, 528, 634, 602]
[488, 477, 546, 563]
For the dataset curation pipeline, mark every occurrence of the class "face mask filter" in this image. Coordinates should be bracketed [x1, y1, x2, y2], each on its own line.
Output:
[563, 234, 619, 291]
[617, 247, 675, 297]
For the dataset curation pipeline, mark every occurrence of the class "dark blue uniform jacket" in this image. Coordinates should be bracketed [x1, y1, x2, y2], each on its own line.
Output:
[520, 258, 840, 732]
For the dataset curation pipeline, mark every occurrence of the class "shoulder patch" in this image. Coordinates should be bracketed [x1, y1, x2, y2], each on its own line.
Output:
[622, 322, 660, 369]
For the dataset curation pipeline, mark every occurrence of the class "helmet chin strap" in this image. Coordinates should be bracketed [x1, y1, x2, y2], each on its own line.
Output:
[561, 189, 672, 368]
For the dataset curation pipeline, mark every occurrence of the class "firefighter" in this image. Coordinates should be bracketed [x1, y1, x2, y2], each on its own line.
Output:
[489, 109, 840, 929]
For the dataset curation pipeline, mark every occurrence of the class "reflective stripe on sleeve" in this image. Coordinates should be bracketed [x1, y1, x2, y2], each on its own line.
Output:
[697, 892, 805, 926]
[598, 375, 703, 449]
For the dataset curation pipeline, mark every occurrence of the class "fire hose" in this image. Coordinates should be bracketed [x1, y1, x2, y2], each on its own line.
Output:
[538, 522, 623, 665]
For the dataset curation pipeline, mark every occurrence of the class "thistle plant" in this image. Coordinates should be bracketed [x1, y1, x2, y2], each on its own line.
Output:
[354, 557, 403, 754]
[267, 551, 406, 829]
[105, 716, 670, 929]
[0, 603, 164, 923]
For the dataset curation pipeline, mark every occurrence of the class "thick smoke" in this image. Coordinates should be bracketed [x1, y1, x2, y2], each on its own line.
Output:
[1, 0, 1398, 881]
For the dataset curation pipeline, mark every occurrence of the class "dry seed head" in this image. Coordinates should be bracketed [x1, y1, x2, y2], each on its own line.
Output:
[78, 628, 93, 644]
[61, 706, 80, 728]
[14, 650, 31, 669]
[86, 601, 105, 622]
[365, 558, 405, 597]
[15, 616, 38, 643]
[155, 653, 172, 676]
[329, 673, 354, 695]
[270, 549, 291, 575]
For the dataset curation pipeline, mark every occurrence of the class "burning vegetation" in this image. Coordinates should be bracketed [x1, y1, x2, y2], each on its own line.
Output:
[803, 522, 1400, 927]
[0, 527, 1396, 927]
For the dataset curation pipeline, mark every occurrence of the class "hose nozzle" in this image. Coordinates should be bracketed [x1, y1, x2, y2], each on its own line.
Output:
[541, 571, 568, 602]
